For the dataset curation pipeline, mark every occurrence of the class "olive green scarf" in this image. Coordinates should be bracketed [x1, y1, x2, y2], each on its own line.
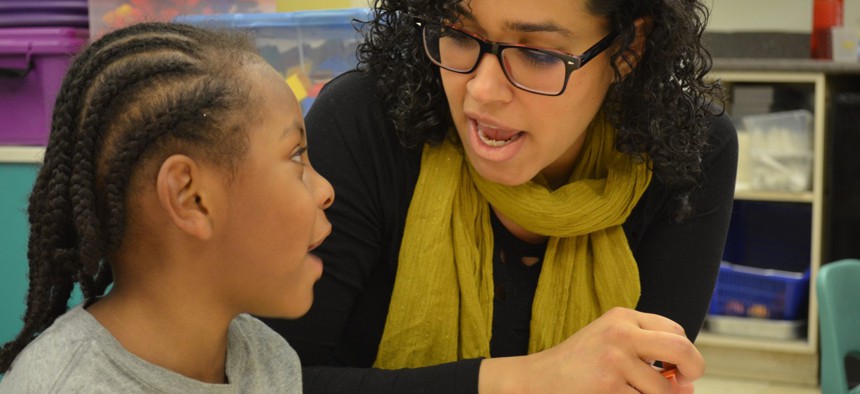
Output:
[374, 114, 652, 369]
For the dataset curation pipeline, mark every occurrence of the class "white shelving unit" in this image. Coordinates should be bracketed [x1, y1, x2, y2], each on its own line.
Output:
[695, 70, 826, 385]
[0, 146, 44, 164]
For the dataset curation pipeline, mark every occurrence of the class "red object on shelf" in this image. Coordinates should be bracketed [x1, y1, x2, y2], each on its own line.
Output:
[811, 0, 844, 59]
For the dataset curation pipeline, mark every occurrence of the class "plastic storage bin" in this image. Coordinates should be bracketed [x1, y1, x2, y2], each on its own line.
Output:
[708, 262, 810, 321]
[0, 1, 89, 28]
[742, 109, 814, 192]
[87, 0, 276, 38]
[722, 200, 812, 272]
[0, 27, 88, 145]
[175, 8, 369, 113]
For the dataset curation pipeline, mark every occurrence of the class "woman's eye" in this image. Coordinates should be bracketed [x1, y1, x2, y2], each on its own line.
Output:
[291, 146, 307, 164]
[520, 48, 560, 67]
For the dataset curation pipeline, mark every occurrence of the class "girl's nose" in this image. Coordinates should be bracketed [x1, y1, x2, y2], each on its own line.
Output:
[311, 169, 334, 210]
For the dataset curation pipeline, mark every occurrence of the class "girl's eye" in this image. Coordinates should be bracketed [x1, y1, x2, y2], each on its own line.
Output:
[291, 146, 307, 164]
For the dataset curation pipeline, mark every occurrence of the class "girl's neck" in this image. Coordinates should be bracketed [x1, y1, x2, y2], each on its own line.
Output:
[86, 285, 234, 384]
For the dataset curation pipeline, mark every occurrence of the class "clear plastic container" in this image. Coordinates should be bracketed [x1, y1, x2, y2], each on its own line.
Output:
[175, 9, 370, 113]
[742, 109, 814, 192]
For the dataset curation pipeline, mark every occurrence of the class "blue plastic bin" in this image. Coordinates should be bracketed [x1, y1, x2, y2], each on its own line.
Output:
[708, 262, 810, 320]
[175, 8, 370, 113]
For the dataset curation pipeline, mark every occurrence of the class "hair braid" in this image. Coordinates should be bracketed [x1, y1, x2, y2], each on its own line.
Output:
[0, 22, 259, 372]
[1, 71, 87, 370]
[98, 72, 231, 250]
[72, 56, 201, 275]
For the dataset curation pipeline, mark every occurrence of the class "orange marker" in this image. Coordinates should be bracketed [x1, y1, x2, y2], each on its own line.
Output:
[659, 362, 678, 384]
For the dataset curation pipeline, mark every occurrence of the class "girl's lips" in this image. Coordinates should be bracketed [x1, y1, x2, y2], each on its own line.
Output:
[467, 117, 526, 163]
[308, 227, 331, 251]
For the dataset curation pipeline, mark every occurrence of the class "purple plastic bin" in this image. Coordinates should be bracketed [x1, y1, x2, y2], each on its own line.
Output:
[0, 27, 88, 145]
[0, 2, 89, 13]
[0, 1, 89, 27]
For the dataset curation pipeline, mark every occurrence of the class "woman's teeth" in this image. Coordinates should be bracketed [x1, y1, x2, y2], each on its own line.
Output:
[477, 128, 520, 147]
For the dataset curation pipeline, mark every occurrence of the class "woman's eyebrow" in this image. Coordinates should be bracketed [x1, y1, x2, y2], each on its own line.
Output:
[453, 4, 574, 38]
[506, 21, 575, 38]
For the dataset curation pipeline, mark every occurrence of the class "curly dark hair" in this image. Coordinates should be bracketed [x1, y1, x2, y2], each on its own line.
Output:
[0, 22, 261, 372]
[357, 0, 725, 219]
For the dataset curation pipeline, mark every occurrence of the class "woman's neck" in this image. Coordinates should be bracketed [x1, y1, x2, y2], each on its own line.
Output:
[87, 280, 234, 384]
[492, 207, 548, 244]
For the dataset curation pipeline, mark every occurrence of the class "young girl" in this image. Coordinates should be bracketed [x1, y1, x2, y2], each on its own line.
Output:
[0, 22, 334, 393]
[264, 0, 736, 393]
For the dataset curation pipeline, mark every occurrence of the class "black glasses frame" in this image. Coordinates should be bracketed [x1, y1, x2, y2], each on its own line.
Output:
[418, 20, 619, 96]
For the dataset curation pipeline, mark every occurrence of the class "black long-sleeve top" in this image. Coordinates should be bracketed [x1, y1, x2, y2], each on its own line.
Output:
[262, 70, 738, 393]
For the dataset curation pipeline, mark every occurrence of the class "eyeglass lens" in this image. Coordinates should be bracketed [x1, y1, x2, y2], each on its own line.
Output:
[423, 24, 568, 95]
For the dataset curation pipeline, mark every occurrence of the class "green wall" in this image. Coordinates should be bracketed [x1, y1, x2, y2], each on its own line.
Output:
[0, 164, 39, 346]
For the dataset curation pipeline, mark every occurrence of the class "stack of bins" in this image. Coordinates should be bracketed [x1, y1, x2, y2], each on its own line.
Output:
[175, 8, 370, 114]
[0, 0, 89, 145]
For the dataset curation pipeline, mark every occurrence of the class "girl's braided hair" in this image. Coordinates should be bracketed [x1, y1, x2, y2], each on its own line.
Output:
[0, 22, 261, 372]
[357, 0, 725, 219]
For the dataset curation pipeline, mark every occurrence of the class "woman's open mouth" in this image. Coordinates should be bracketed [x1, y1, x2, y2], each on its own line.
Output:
[467, 117, 526, 162]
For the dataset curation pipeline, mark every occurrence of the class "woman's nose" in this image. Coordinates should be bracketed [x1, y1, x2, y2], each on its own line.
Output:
[466, 53, 514, 104]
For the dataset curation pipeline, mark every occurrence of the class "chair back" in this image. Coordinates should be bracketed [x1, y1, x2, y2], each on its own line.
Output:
[818, 258, 860, 394]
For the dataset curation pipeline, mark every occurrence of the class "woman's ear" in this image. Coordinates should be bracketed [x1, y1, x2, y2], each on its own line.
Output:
[616, 17, 652, 79]
[156, 155, 214, 240]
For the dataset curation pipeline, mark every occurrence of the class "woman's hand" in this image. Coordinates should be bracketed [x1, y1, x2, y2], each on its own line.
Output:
[479, 307, 703, 393]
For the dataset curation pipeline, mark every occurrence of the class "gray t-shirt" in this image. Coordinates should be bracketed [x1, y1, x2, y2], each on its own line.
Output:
[0, 305, 301, 393]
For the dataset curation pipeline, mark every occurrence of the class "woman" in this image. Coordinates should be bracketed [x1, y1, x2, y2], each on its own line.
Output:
[263, 0, 737, 392]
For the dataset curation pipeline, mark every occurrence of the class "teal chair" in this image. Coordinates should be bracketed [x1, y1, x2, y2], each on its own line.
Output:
[818, 258, 860, 394]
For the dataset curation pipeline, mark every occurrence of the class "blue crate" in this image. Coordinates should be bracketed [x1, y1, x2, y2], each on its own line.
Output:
[708, 262, 810, 320]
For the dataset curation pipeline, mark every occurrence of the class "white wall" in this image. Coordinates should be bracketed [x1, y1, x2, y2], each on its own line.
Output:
[706, 0, 860, 32]
[706, 0, 812, 32]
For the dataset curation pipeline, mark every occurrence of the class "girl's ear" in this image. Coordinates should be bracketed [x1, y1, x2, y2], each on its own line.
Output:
[156, 155, 213, 240]
[616, 17, 652, 79]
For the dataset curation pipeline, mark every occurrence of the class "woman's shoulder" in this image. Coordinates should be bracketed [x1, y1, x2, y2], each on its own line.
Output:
[313, 69, 383, 109]
[306, 70, 422, 177]
[704, 105, 738, 153]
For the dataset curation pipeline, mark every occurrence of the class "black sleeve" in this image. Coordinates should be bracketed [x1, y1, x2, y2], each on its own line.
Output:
[261, 71, 482, 394]
[626, 110, 739, 341]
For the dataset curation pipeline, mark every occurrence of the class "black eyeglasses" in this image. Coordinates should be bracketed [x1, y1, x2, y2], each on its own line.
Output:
[419, 20, 618, 96]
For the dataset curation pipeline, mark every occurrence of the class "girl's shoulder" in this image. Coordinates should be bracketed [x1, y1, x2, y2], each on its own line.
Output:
[0, 306, 115, 392]
[226, 314, 302, 392]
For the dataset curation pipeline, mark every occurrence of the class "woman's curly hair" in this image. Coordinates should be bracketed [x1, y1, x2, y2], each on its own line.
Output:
[356, 0, 725, 219]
